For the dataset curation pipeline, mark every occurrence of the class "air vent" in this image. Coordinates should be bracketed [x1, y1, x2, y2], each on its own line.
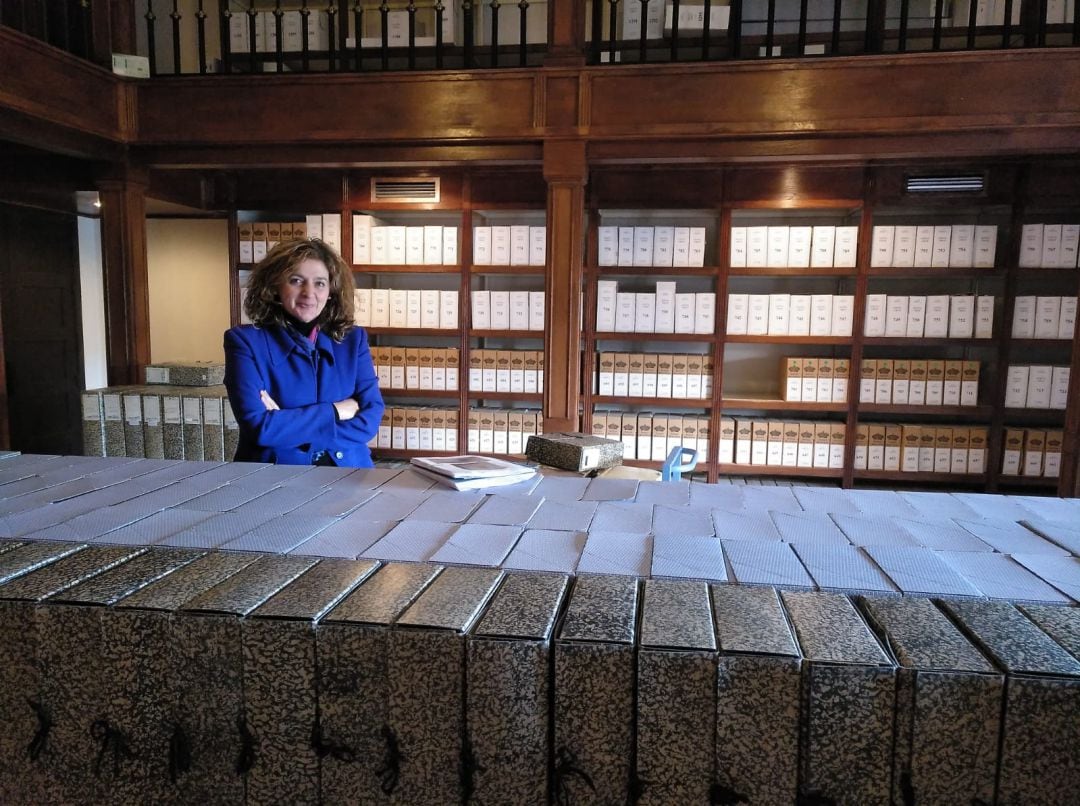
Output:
[905, 175, 985, 194]
[371, 177, 440, 204]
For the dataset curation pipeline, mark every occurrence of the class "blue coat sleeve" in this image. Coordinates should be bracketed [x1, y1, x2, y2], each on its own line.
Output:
[330, 327, 384, 447]
[224, 327, 338, 452]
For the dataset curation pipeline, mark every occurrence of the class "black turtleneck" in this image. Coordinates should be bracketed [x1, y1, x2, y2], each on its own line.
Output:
[284, 313, 318, 339]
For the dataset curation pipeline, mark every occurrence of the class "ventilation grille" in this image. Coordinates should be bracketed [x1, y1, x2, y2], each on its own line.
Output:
[371, 177, 440, 204]
[905, 174, 985, 194]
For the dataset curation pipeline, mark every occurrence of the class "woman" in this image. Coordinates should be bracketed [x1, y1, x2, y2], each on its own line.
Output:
[224, 237, 384, 466]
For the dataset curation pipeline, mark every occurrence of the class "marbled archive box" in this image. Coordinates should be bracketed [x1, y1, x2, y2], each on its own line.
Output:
[940, 599, 1080, 805]
[318, 562, 443, 805]
[177, 554, 319, 804]
[781, 590, 897, 806]
[110, 552, 260, 801]
[467, 572, 569, 805]
[710, 585, 802, 805]
[554, 574, 639, 804]
[387, 565, 502, 804]
[36, 547, 202, 806]
[0, 542, 117, 806]
[637, 578, 716, 805]
[860, 596, 1001, 805]
[242, 558, 377, 806]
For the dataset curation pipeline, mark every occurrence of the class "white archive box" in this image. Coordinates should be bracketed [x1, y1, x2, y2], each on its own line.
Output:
[833, 226, 858, 268]
[1019, 224, 1044, 268]
[871, 226, 895, 268]
[913, 225, 935, 267]
[810, 226, 836, 268]
[885, 295, 909, 337]
[767, 227, 790, 268]
[948, 295, 975, 339]
[1059, 296, 1078, 339]
[1033, 296, 1062, 340]
[596, 281, 618, 331]
[949, 224, 975, 268]
[893, 226, 917, 267]
[729, 227, 748, 268]
[672, 227, 691, 267]
[864, 294, 887, 337]
[789, 227, 812, 268]
[1061, 224, 1080, 268]
[655, 282, 677, 333]
[973, 224, 998, 268]
[746, 226, 768, 268]
[931, 225, 952, 267]
[1004, 365, 1030, 408]
[906, 296, 927, 337]
[809, 294, 833, 337]
[726, 294, 749, 335]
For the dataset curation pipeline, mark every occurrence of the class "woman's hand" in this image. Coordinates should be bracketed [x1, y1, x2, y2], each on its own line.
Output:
[333, 397, 360, 421]
[260, 390, 280, 411]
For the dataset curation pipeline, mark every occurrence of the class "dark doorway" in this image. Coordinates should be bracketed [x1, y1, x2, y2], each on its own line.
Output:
[0, 203, 85, 454]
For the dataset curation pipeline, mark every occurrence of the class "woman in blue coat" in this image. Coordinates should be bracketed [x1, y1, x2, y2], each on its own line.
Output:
[224, 238, 384, 466]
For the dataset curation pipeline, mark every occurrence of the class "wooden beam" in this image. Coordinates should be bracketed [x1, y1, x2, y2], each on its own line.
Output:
[542, 139, 586, 433]
[98, 170, 151, 385]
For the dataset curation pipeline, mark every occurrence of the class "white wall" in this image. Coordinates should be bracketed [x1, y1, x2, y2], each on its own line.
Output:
[78, 216, 108, 390]
[146, 218, 231, 362]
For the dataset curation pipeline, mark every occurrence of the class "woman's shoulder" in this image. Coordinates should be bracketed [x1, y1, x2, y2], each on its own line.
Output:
[225, 323, 275, 347]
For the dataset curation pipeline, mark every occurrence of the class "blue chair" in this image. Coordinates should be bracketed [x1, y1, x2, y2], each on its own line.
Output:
[661, 446, 699, 482]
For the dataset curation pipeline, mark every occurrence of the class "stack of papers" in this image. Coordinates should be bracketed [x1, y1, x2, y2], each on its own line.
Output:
[409, 455, 536, 491]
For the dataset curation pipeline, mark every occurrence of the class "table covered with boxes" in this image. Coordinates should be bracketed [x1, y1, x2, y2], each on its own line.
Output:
[1, 452, 1080, 804]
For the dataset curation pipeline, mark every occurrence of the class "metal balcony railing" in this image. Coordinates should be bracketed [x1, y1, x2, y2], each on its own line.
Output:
[2, 0, 1078, 75]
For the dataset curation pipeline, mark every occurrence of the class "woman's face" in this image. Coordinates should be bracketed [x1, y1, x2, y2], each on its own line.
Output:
[277, 258, 331, 323]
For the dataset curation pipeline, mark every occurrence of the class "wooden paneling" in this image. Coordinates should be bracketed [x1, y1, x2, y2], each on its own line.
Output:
[0, 27, 127, 153]
[586, 51, 1080, 139]
[136, 72, 544, 146]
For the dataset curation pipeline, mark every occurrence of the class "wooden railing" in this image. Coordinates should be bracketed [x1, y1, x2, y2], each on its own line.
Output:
[1, 0, 1078, 75]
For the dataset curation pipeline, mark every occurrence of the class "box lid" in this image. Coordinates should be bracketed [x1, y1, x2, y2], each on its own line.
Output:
[1019, 604, 1080, 662]
[0, 541, 86, 588]
[940, 600, 1080, 677]
[781, 590, 891, 666]
[860, 596, 994, 673]
[0, 545, 145, 602]
[181, 555, 318, 616]
[396, 566, 502, 632]
[249, 559, 378, 621]
[711, 585, 798, 657]
[323, 562, 441, 625]
[473, 572, 569, 641]
[50, 548, 203, 606]
[640, 579, 715, 652]
[118, 551, 260, 611]
[558, 574, 638, 645]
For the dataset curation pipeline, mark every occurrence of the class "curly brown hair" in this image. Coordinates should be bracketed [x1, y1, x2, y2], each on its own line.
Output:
[243, 237, 356, 341]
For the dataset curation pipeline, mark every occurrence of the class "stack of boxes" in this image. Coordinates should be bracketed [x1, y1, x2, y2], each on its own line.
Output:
[1018, 223, 1080, 268]
[473, 224, 547, 266]
[718, 417, 845, 469]
[1010, 295, 1077, 339]
[1004, 365, 1071, 409]
[869, 223, 998, 268]
[730, 224, 859, 268]
[352, 216, 458, 265]
[597, 280, 715, 334]
[82, 362, 236, 462]
[469, 350, 545, 394]
[598, 223, 708, 267]
[727, 293, 854, 337]
[859, 359, 980, 407]
[374, 407, 461, 452]
[779, 356, 850, 403]
[1001, 427, 1063, 478]
[592, 411, 710, 462]
[853, 423, 988, 475]
[465, 408, 543, 455]
[371, 346, 461, 391]
[470, 290, 546, 331]
[238, 214, 342, 262]
[596, 352, 713, 399]
[353, 288, 460, 329]
[863, 294, 994, 339]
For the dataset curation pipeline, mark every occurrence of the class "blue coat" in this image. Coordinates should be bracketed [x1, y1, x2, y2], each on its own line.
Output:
[224, 324, 384, 467]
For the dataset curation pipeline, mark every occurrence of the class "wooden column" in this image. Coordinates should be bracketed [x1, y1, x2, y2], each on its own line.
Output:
[543, 140, 586, 433]
[98, 170, 151, 386]
[544, 0, 586, 66]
